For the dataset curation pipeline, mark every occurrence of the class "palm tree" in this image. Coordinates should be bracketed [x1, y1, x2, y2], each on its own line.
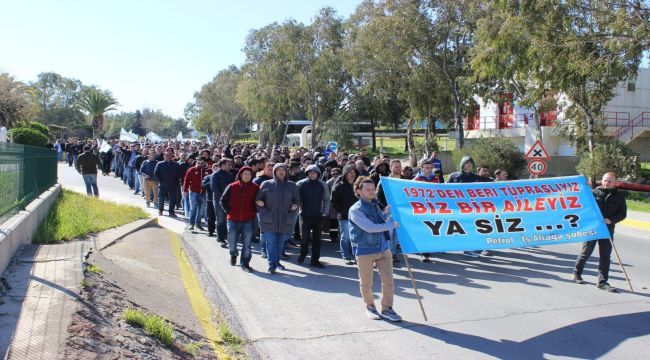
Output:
[78, 87, 118, 138]
[0, 73, 31, 128]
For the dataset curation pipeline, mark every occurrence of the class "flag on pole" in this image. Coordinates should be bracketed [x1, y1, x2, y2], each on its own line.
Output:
[119, 128, 131, 141]
[176, 132, 184, 142]
[99, 140, 111, 153]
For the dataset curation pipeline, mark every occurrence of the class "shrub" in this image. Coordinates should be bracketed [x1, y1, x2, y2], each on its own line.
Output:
[452, 137, 526, 177]
[27, 122, 50, 138]
[575, 140, 639, 182]
[10, 127, 49, 147]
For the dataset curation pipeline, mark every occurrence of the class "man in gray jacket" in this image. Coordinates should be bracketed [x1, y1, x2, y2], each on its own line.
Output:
[255, 163, 300, 274]
[296, 165, 331, 268]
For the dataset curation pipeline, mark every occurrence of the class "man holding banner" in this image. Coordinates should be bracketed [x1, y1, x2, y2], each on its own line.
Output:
[446, 156, 482, 258]
[349, 177, 402, 322]
[573, 172, 627, 292]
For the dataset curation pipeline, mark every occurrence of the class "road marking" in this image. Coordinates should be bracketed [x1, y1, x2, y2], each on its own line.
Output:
[620, 218, 650, 231]
[169, 230, 230, 359]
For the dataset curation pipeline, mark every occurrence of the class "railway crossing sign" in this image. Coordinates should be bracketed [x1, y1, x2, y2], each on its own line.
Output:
[525, 140, 551, 160]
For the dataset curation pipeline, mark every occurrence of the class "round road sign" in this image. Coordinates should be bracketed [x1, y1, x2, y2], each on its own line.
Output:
[527, 159, 547, 175]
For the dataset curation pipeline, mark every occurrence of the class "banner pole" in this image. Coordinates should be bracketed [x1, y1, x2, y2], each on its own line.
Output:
[402, 254, 428, 322]
[610, 237, 633, 292]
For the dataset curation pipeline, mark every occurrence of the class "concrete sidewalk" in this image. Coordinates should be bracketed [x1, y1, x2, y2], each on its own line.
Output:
[2, 241, 88, 359]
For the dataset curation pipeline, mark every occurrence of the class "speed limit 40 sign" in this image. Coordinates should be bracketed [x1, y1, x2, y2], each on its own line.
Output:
[527, 159, 547, 175]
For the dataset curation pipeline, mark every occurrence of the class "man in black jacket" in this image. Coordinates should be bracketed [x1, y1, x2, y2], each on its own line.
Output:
[574, 172, 627, 292]
[447, 156, 481, 258]
[75, 145, 100, 196]
[154, 149, 182, 217]
[296, 165, 331, 268]
[331, 163, 359, 265]
[211, 158, 235, 246]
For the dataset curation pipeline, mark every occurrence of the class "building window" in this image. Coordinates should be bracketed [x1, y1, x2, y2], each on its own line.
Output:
[627, 82, 636, 92]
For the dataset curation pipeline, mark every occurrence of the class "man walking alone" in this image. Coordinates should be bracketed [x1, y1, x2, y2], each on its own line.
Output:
[75, 145, 101, 197]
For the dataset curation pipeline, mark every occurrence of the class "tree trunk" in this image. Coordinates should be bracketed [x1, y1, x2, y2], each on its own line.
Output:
[406, 117, 417, 167]
[310, 119, 318, 149]
[451, 82, 464, 150]
[370, 117, 377, 152]
[258, 123, 266, 145]
[586, 113, 595, 156]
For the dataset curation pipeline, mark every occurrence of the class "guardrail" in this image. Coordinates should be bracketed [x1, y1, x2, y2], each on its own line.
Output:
[0, 142, 58, 223]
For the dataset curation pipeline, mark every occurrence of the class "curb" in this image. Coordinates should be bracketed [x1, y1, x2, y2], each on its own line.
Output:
[94, 217, 159, 251]
[179, 231, 261, 360]
[620, 218, 650, 231]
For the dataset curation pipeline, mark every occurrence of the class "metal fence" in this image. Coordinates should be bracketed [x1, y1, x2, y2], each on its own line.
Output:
[0, 142, 58, 222]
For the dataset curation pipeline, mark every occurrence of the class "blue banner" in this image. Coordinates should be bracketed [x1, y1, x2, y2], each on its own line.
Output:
[381, 176, 610, 254]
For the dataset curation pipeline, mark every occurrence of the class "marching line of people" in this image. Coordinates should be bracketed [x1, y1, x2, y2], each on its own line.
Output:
[65, 137, 626, 322]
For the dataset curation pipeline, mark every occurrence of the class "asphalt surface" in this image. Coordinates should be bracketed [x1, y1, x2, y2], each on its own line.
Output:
[58, 163, 650, 359]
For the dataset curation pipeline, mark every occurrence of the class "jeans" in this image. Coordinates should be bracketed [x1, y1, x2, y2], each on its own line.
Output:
[574, 238, 613, 285]
[300, 215, 323, 263]
[339, 220, 353, 260]
[206, 199, 216, 234]
[67, 153, 74, 167]
[182, 194, 191, 217]
[57, 151, 63, 162]
[82, 174, 99, 196]
[390, 230, 399, 256]
[124, 166, 134, 189]
[257, 214, 266, 255]
[158, 185, 177, 215]
[214, 199, 228, 241]
[227, 220, 254, 266]
[263, 232, 287, 269]
[134, 171, 143, 194]
[189, 191, 207, 226]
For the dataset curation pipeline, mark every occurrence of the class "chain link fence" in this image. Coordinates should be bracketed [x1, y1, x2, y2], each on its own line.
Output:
[0, 142, 58, 223]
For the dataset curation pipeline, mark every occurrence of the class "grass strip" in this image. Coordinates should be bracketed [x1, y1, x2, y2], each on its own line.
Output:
[34, 189, 148, 243]
[123, 308, 174, 346]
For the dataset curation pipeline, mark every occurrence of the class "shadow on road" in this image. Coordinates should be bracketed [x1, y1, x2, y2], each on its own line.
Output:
[398, 311, 650, 359]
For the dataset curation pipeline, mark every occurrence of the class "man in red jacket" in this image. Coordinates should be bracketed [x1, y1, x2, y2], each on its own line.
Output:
[220, 166, 259, 272]
[183, 157, 212, 231]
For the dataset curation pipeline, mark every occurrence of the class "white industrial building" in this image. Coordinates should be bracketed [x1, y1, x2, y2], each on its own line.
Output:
[458, 68, 650, 165]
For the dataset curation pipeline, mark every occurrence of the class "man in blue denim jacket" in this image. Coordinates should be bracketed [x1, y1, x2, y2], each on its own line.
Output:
[349, 176, 402, 322]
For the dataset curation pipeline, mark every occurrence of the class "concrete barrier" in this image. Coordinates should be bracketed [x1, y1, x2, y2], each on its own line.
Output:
[0, 184, 61, 274]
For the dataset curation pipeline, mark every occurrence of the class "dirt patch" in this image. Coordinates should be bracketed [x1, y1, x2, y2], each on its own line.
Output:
[62, 262, 217, 359]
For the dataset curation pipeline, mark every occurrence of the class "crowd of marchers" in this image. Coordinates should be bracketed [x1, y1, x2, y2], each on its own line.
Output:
[59, 137, 626, 321]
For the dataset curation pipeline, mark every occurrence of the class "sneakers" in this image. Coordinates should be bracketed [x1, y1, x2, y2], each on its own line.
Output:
[277, 263, 286, 271]
[261, 252, 268, 259]
[380, 307, 402, 322]
[597, 283, 617, 292]
[197, 224, 205, 231]
[241, 265, 253, 273]
[344, 258, 354, 265]
[230, 255, 237, 266]
[573, 273, 585, 284]
[463, 251, 480, 258]
[220, 242, 228, 249]
[481, 250, 493, 257]
[297, 254, 306, 264]
[188, 224, 195, 231]
[422, 255, 432, 263]
[366, 305, 381, 320]
[268, 267, 276, 274]
[310, 261, 325, 269]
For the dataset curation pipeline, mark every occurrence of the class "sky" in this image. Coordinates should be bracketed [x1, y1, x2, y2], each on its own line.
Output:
[0, 0, 363, 118]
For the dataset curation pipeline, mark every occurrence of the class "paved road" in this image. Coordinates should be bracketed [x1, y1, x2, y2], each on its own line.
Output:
[59, 163, 650, 359]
